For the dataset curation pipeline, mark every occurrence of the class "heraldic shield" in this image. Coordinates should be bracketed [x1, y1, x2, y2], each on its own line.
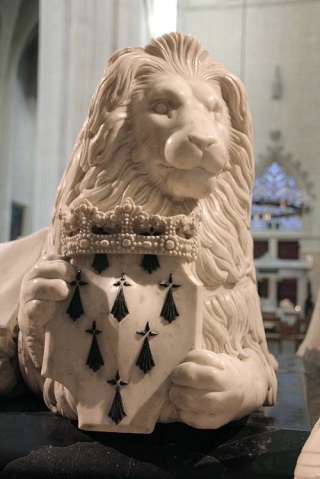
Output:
[42, 254, 203, 433]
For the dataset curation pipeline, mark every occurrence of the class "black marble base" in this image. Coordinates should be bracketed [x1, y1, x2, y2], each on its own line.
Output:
[0, 395, 309, 479]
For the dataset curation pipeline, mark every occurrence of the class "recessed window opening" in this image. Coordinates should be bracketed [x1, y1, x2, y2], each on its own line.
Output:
[251, 162, 309, 232]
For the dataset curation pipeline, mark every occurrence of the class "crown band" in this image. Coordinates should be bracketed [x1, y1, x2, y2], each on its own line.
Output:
[58, 198, 200, 261]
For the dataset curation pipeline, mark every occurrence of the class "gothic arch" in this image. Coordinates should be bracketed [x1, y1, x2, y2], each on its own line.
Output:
[252, 132, 312, 231]
[6, 0, 39, 78]
[255, 130, 314, 198]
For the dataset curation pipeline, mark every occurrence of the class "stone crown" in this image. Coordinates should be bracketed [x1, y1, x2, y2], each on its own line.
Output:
[58, 198, 200, 261]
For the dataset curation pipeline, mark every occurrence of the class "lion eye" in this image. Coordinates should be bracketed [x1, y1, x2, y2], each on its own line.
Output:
[152, 101, 170, 115]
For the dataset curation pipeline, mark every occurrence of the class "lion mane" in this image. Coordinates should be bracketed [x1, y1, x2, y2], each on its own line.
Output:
[49, 32, 277, 405]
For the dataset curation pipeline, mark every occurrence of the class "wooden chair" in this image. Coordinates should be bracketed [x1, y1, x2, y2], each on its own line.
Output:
[263, 314, 284, 353]
[291, 316, 310, 351]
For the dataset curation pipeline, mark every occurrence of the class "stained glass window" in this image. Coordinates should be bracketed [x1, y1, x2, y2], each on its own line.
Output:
[251, 162, 308, 231]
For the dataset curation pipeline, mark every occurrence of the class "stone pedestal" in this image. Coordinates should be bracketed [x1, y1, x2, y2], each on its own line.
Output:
[0, 396, 309, 479]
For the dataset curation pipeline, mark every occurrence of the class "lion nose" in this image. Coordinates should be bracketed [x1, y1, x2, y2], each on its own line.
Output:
[188, 134, 217, 151]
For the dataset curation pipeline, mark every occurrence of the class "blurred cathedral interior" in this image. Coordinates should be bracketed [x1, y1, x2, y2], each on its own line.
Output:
[0, 0, 319, 386]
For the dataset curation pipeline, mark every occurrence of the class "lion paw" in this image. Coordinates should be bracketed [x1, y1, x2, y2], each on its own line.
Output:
[169, 349, 268, 429]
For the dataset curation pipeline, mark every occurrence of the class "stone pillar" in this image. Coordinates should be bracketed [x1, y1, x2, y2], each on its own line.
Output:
[33, 0, 146, 232]
[0, 2, 18, 242]
[0, 0, 38, 242]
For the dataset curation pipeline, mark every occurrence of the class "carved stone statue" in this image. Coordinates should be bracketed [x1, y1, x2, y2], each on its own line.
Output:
[0, 33, 277, 433]
[294, 290, 320, 478]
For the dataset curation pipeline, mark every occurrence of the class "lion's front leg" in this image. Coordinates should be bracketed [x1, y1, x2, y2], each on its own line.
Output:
[18, 255, 75, 393]
[166, 349, 269, 429]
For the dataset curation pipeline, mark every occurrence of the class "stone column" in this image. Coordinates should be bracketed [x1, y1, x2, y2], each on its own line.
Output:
[0, 0, 38, 242]
[33, 0, 146, 232]
[0, 2, 19, 242]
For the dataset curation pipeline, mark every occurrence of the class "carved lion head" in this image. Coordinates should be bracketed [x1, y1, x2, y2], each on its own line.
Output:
[51, 33, 253, 274]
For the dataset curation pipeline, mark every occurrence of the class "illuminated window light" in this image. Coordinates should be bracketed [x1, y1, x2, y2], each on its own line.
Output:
[148, 0, 177, 38]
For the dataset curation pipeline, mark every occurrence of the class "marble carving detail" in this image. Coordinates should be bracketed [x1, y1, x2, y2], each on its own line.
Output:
[0, 32, 278, 433]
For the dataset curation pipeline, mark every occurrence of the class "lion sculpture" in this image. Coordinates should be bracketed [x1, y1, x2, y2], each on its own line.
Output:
[0, 33, 277, 432]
